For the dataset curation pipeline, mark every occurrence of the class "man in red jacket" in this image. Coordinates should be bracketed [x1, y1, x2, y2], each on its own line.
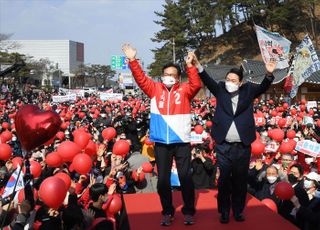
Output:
[122, 44, 202, 226]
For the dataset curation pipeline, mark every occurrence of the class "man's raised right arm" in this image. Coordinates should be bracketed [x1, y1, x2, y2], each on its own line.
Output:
[122, 44, 155, 98]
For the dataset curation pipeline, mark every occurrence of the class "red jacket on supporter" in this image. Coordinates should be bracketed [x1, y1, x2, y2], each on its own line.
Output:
[129, 60, 202, 144]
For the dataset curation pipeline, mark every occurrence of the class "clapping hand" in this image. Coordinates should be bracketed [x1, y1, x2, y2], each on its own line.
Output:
[122, 44, 137, 61]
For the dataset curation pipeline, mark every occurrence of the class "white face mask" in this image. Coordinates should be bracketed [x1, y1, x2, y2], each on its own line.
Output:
[267, 176, 278, 184]
[162, 76, 176, 88]
[304, 180, 313, 189]
[225, 81, 240, 93]
[305, 158, 314, 165]
[12, 136, 17, 141]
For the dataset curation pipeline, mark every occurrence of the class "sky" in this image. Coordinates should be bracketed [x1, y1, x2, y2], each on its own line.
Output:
[0, 0, 166, 69]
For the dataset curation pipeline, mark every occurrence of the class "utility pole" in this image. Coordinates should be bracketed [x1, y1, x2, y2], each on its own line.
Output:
[172, 38, 176, 63]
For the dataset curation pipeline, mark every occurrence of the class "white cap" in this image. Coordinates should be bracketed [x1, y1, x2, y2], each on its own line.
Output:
[305, 172, 320, 182]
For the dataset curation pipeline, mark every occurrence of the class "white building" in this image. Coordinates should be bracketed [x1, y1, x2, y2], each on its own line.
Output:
[6, 40, 84, 87]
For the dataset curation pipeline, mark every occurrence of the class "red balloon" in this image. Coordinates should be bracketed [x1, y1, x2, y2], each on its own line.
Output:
[279, 141, 294, 154]
[0, 130, 12, 143]
[261, 198, 278, 212]
[256, 131, 260, 139]
[54, 172, 71, 190]
[274, 181, 294, 200]
[85, 140, 97, 156]
[271, 110, 277, 117]
[45, 152, 62, 167]
[57, 141, 81, 162]
[205, 120, 213, 128]
[272, 129, 285, 142]
[0, 143, 12, 160]
[112, 140, 130, 156]
[39, 177, 67, 209]
[286, 130, 296, 139]
[267, 129, 273, 138]
[287, 139, 297, 149]
[12, 157, 23, 169]
[132, 170, 145, 182]
[56, 131, 65, 141]
[277, 118, 287, 128]
[300, 105, 306, 112]
[15, 105, 62, 151]
[301, 99, 306, 105]
[142, 162, 153, 173]
[26, 160, 42, 178]
[251, 140, 265, 155]
[290, 108, 297, 116]
[282, 103, 289, 109]
[2, 122, 10, 129]
[268, 100, 274, 105]
[194, 125, 204, 134]
[102, 127, 117, 141]
[72, 154, 92, 175]
[107, 195, 122, 214]
[74, 132, 91, 149]
[144, 138, 154, 146]
[60, 123, 68, 130]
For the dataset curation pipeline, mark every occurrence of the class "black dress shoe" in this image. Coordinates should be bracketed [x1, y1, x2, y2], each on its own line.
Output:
[234, 213, 245, 222]
[220, 212, 229, 224]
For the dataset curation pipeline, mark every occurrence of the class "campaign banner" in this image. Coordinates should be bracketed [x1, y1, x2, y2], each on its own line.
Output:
[190, 131, 207, 144]
[265, 141, 280, 153]
[99, 93, 123, 101]
[52, 94, 77, 103]
[255, 24, 291, 69]
[307, 101, 317, 111]
[302, 116, 314, 125]
[295, 140, 320, 158]
[289, 35, 320, 98]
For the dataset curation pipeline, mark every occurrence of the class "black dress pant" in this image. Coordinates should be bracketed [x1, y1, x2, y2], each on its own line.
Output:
[154, 142, 195, 216]
[215, 141, 251, 215]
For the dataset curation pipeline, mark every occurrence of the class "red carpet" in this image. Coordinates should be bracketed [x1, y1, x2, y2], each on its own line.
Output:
[123, 190, 298, 230]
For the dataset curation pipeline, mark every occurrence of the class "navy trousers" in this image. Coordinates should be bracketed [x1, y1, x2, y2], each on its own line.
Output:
[215, 142, 251, 215]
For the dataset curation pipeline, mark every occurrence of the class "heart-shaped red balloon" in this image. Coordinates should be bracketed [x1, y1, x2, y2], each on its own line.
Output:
[15, 105, 62, 151]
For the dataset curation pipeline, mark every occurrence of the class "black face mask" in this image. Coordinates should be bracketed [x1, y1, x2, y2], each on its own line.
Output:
[288, 174, 298, 185]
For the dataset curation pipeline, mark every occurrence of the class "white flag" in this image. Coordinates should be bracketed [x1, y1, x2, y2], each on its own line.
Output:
[2, 165, 25, 198]
[255, 25, 292, 69]
[289, 35, 320, 98]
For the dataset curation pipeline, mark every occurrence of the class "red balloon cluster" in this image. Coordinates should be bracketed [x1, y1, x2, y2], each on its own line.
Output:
[57, 141, 81, 162]
[274, 181, 294, 200]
